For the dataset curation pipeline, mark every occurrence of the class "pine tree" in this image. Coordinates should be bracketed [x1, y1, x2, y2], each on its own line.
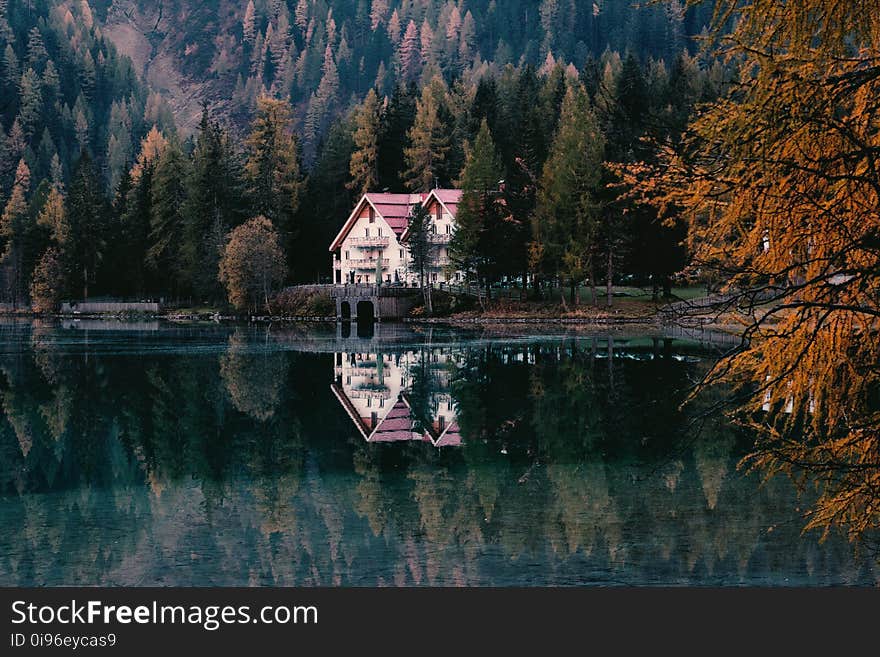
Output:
[0, 159, 31, 305]
[26, 27, 48, 72]
[387, 9, 402, 44]
[405, 202, 436, 312]
[66, 152, 108, 299]
[532, 83, 604, 305]
[244, 96, 302, 253]
[403, 76, 450, 191]
[348, 88, 382, 195]
[370, 0, 389, 30]
[243, 0, 256, 45]
[2, 44, 18, 91]
[147, 139, 189, 297]
[36, 186, 69, 247]
[294, 0, 309, 31]
[458, 10, 477, 66]
[29, 246, 63, 312]
[450, 119, 504, 292]
[17, 68, 42, 137]
[182, 108, 245, 300]
[399, 20, 421, 82]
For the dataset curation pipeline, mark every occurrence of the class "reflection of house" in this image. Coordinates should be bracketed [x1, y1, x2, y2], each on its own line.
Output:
[329, 190, 463, 286]
[330, 350, 462, 447]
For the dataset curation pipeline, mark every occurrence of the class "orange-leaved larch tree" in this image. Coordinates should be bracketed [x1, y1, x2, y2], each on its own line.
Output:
[638, 1, 880, 542]
[218, 216, 287, 313]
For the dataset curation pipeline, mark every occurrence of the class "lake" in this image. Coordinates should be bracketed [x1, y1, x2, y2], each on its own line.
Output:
[0, 320, 875, 586]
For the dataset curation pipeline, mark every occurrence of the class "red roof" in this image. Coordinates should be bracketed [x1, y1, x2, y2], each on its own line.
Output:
[399, 189, 463, 243]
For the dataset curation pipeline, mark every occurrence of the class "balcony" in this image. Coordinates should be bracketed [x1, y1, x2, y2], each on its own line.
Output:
[427, 233, 452, 244]
[348, 236, 390, 248]
[349, 258, 390, 270]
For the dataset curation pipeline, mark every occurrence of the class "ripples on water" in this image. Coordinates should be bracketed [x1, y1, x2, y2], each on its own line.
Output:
[0, 320, 876, 586]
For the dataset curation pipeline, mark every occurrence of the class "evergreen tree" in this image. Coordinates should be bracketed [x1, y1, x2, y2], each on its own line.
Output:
[532, 83, 604, 305]
[348, 88, 382, 195]
[147, 139, 189, 298]
[245, 96, 303, 248]
[405, 202, 437, 312]
[377, 83, 416, 190]
[66, 152, 108, 299]
[29, 246, 63, 312]
[449, 120, 504, 293]
[0, 159, 31, 305]
[182, 108, 245, 300]
[398, 20, 421, 82]
[403, 76, 450, 191]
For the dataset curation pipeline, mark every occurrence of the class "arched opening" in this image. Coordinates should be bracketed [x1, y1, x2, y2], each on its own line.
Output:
[340, 301, 351, 321]
[356, 300, 375, 323]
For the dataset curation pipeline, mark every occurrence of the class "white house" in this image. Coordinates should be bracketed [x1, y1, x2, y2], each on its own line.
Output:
[400, 189, 462, 285]
[329, 189, 463, 286]
[330, 349, 462, 446]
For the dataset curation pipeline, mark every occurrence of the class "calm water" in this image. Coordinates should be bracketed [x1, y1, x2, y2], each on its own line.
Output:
[0, 320, 875, 586]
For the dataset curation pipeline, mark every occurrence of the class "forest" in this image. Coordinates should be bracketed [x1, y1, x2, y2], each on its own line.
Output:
[0, 0, 722, 309]
[0, 0, 878, 552]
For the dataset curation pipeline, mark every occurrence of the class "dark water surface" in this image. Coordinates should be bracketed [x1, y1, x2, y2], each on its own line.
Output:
[0, 320, 875, 586]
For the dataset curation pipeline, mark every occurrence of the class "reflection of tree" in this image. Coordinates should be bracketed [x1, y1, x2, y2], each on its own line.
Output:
[220, 329, 289, 421]
[406, 347, 437, 434]
[1, 324, 876, 586]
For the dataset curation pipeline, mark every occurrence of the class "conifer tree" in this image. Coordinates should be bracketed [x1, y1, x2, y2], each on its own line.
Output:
[244, 96, 302, 261]
[29, 246, 63, 312]
[405, 202, 436, 312]
[0, 159, 31, 305]
[378, 84, 415, 190]
[182, 108, 245, 300]
[532, 83, 604, 305]
[398, 20, 421, 82]
[450, 119, 504, 293]
[403, 76, 450, 191]
[348, 88, 382, 195]
[147, 139, 188, 297]
[66, 152, 107, 299]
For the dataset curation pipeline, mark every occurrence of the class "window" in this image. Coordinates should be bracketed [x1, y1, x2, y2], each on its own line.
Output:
[378, 227, 382, 237]
[445, 223, 451, 234]
[369, 206, 375, 222]
[345, 251, 349, 260]
[435, 205, 441, 221]
[399, 249, 404, 258]
[365, 227, 370, 237]
[371, 412, 378, 427]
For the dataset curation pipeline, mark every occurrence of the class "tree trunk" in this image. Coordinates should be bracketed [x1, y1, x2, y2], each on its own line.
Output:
[605, 248, 613, 308]
[589, 261, 597, 306]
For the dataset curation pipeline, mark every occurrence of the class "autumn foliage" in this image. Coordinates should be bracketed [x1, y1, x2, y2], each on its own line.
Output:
[218, 216, 287, 313]
[642, 0, 880, 541]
